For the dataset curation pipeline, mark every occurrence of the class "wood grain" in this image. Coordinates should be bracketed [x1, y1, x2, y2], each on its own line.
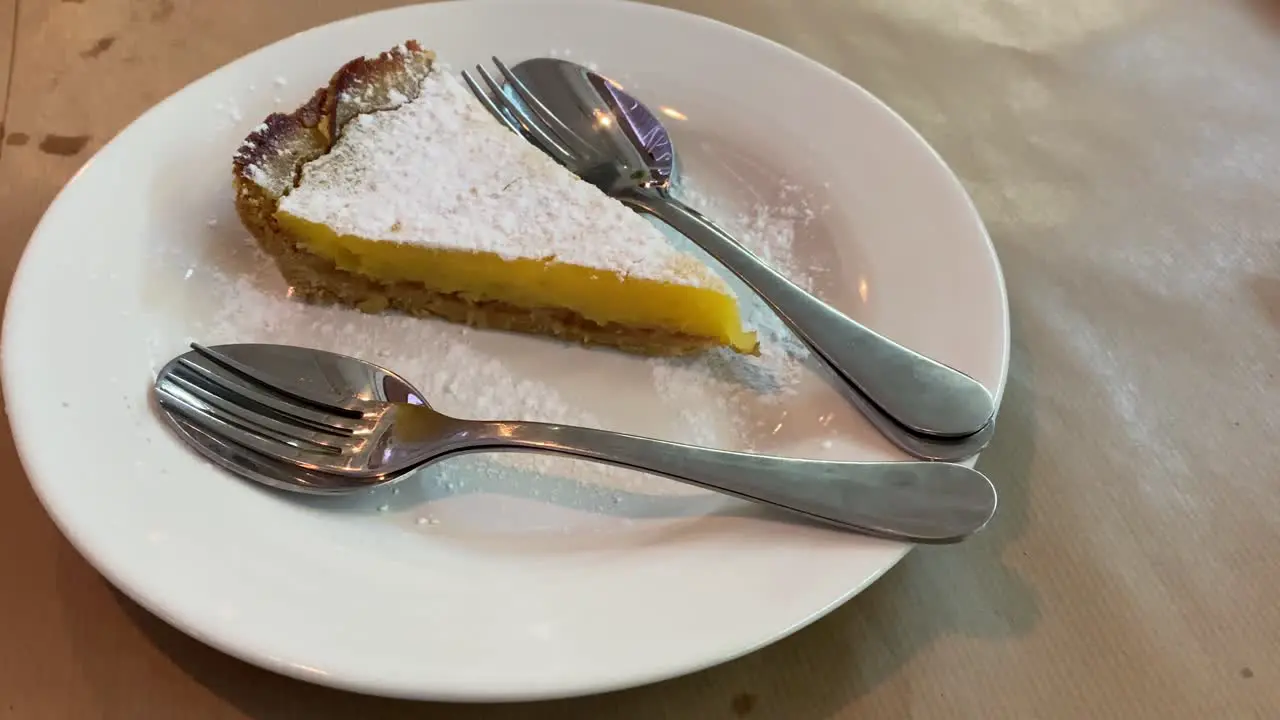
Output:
[0, 0, 15, 142]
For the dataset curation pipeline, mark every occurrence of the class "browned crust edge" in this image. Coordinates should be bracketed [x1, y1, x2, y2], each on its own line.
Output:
[230, 41, 734, 357]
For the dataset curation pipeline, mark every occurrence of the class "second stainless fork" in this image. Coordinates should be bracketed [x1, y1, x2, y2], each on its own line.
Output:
[155, 343, 999, 543]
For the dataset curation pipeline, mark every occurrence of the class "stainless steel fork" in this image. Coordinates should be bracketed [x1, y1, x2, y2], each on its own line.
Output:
[154, 343, 998, 543]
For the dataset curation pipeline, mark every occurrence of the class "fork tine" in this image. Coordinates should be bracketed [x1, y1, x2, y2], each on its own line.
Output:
[164, 410, 379, 494]
[175, 355, 362, 434]
[156, 378, 345, 463]
[161, 371, 349, 452]
[473, 64, 578, 168]
[466, 67, 542, 142]
[191, 343, 363, 418]
[461, 70, 522, 134]
[492, 57, 600, 162]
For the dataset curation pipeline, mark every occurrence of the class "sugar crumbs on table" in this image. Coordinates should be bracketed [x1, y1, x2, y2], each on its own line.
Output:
[377, 504, 390, 512]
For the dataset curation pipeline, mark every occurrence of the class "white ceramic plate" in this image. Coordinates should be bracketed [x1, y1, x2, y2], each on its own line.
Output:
[2, 0, 1007, 702]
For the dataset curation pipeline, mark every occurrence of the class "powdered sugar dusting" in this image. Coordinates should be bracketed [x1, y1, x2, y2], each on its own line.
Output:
[679, 177, 818, 293]
[214, 100, 245, 124]
[644, 174, 821, 415]
[245, 164, 285, 196]
[278, 70, 727, 291]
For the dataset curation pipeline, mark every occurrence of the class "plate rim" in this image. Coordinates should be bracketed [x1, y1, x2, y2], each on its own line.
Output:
[1, 0, 1010, 701]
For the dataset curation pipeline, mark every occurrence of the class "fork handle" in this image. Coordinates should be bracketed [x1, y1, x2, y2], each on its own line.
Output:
[618, 190, 996, 444]
[459, 420, 996, 543]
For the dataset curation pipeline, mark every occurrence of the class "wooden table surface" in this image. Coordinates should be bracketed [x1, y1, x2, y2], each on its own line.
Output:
[1, 0, 1278, 718]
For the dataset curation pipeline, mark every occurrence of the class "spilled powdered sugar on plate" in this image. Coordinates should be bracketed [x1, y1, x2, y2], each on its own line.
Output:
[149, 172, 825, 526]
[645, 176, 820, 447]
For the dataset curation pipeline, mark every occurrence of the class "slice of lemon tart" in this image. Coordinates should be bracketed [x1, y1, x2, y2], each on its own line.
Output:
[232, 41, 758, 356]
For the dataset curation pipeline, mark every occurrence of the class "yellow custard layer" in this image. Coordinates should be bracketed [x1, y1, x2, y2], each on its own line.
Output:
[277, 212, 760, 353]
